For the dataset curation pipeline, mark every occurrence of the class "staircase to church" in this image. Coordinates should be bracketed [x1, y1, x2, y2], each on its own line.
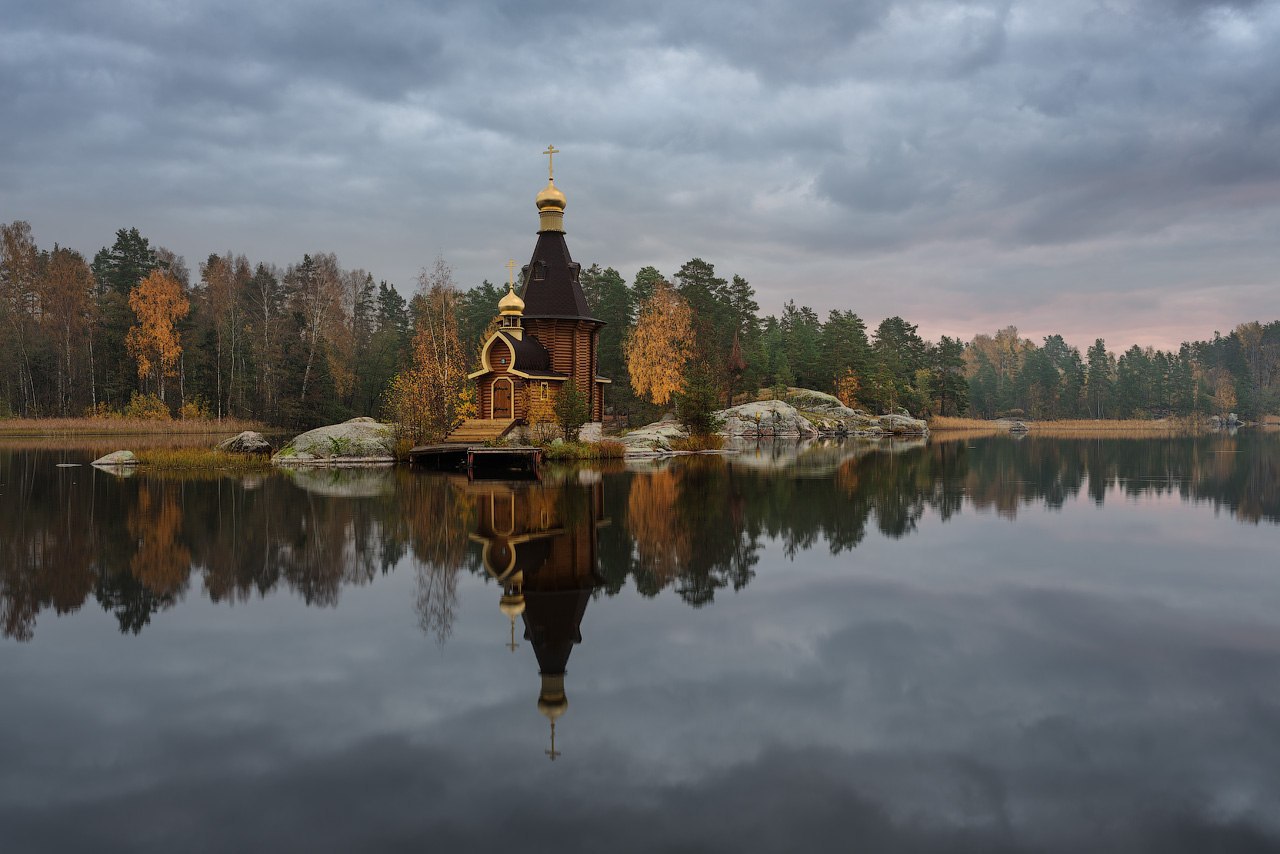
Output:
[442, 418, 518, 445]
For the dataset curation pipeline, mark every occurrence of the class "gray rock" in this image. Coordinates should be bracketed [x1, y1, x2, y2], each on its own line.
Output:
[576, 422, 603, 443]
[715, 401, 819, 438]
[217, 430, 273, 454]
[272, 417, 397, 465]
[92, 450, 139, 466]
[876, 413, 930, 435]
[619, 421, 688, 454]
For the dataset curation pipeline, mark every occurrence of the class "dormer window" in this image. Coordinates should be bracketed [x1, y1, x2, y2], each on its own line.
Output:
[533, 261, 547, 281]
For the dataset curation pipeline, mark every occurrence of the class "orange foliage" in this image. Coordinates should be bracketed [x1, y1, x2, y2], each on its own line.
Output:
[128, 486, 192, 597]
[835, 369, 862, 409]
[625, 281, 693, 406]
[626, 469, 691, 581]
[126, 270, 189, 399]
[386, 283, 473, 442]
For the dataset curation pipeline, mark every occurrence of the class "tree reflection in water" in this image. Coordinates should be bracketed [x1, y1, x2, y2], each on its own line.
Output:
[0, 429, 1276, 641]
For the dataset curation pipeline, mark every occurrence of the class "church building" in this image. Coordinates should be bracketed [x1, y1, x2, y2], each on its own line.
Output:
[466, 147, 609, 426]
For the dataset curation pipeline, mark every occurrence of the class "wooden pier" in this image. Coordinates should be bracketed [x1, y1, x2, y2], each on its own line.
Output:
[408, 444, 543, 478]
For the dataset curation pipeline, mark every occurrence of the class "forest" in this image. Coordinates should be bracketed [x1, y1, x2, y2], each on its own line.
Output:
[2, 220, 1277, 429]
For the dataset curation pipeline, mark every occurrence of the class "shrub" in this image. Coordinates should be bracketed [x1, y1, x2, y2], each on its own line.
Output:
[676, 362, 723, 436]
[670, 434, 725, 452]
[554, 382, 591, 440]
[180, 396, 211, 420]
[85, 401, 119, 419]
[526, 386, 560, 444]
[124, 392, 171, 421]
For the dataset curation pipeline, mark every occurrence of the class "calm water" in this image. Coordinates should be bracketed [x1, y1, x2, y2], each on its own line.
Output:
[1, 433, 1279, 852]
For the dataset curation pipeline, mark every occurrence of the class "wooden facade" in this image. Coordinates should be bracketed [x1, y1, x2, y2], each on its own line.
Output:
[468, 170, 609, 427]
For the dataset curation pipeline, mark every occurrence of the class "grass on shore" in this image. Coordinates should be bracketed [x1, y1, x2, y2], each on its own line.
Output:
[540, 440, 627, 460]
[0, 415, 267, 436]
[929, 415, 1206, 435]
[134, 447, 273, 471]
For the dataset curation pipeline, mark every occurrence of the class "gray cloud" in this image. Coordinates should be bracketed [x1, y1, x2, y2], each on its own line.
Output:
[0, 0, 1276, 348]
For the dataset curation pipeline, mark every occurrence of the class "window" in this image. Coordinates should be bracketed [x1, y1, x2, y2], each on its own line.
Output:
[540, 382, 549, 401]
[533, 261, 546, 281]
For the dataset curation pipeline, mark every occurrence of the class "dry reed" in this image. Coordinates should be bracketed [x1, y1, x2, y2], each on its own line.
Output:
[929, 415, 1206, 436]
[0, 416, 267, 436]
[135, 448, 273, 471]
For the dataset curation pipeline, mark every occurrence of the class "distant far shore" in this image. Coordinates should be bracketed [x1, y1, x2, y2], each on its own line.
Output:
[927, 415, 1252, 436]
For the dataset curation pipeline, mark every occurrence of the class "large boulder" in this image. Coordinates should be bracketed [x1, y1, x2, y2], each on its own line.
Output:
[618, 417, 688, 454]
[92, 450, 138, 466]
[783, 389, 855, 416]
[715, 401, 819, 438]
[877, 413, 930, 435]
[217, 431, 273, 454]
[272, 417, 397, 465]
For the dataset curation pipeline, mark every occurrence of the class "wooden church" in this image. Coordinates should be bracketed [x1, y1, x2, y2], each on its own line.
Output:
[463, 147, 609, 437]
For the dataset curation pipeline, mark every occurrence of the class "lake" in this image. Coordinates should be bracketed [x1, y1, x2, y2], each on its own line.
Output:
[1, 433, 1278, 852]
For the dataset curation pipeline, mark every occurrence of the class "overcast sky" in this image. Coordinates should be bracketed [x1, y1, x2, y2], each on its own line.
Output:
[2, 0, 1277, 349]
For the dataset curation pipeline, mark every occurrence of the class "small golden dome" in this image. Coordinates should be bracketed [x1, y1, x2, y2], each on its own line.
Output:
[498, 286, 525, 316]
[499, 592, 526, 618]
[537, 694, 568, 721]
[535, 178, 566, 211]
[537, 672, 568, 720]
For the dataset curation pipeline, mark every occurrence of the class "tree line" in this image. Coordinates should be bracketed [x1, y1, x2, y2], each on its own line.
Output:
[3, 219, 1276, 428]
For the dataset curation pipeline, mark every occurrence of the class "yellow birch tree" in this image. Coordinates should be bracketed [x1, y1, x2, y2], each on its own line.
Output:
[126, 269, 189, 401]
[625, 280, 693, 406]
[386, 260, 475, 442]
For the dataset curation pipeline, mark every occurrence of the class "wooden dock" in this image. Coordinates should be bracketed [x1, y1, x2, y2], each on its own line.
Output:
[408, 444, 543, 478]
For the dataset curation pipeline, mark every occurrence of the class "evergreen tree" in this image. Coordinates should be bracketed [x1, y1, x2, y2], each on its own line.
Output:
[1085, 339, 1114, 418]
[929, 336, 969, 416]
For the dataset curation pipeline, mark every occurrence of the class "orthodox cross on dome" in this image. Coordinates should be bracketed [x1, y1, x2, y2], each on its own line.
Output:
[545, 721, 561, 762]
[543, 144, 560, 180]
[506, 258, 518, 291]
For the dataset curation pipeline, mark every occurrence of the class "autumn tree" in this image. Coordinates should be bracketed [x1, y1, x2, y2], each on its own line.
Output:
[386, 259, 475, 442]
[126, 270, 190, 401]
[626, 280, 693, 407]
[40, 246, 95, 415]
[286, 253, 344, 405]
[199, 252, 251, 419]
[0, 222, 41, 414]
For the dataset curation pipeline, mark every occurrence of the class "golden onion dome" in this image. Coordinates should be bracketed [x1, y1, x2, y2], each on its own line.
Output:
[537, 672, 568, 721]
[535, 178, 566, 211]
[499, 592, 526, 618]
[498, 286, 525, 316]
[537, 694, 568, 721]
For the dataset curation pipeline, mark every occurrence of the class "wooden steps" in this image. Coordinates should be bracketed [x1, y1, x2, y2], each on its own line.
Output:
[442, 418, 517, 444]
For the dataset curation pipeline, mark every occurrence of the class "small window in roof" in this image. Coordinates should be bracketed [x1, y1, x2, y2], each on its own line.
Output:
[533, 261, 547, 281]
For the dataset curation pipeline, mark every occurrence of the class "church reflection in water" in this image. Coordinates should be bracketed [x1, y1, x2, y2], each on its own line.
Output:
[463, 476, 607, 760]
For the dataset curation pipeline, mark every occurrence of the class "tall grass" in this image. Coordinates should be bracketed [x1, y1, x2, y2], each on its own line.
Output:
[135, 448, 273, 471]
[540, 440, 627, 460]
[0, 415, 267, 436]
[929, 415, 1206, 435]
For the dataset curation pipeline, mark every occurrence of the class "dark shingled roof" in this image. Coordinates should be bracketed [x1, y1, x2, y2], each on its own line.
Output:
[520, 231, 598, 321]
[498, 330, 563, 375]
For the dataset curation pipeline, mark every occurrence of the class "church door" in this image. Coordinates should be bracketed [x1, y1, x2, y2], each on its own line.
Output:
[493, 380, 512, 419]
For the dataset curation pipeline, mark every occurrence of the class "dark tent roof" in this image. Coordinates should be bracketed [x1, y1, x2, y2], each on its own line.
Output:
[522, 587, 593, 676]
[520, 231, 598, 321]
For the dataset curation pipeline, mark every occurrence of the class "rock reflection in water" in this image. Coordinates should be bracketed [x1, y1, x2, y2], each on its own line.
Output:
[1, 431, 1277, 642]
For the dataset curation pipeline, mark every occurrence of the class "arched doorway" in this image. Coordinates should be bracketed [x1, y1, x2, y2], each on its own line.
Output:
[492, 377, 514, 419]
